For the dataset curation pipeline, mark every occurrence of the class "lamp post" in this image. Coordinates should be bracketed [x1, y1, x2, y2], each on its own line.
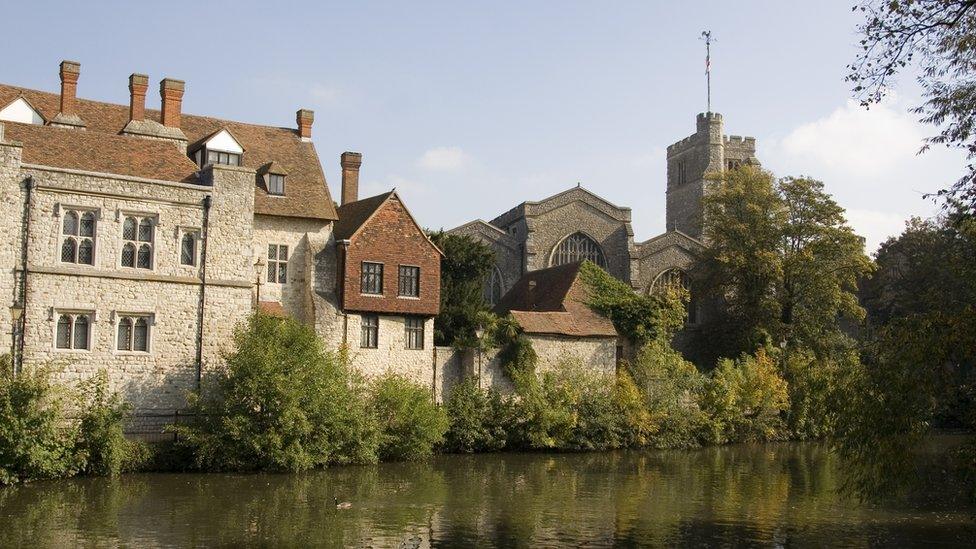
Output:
[474, 324, 485, 390]
[9, 305, 22, 377]
[254, 257, 266, 307]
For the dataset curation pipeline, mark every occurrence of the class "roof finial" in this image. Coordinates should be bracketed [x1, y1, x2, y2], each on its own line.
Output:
[700, 30, 715, 113]
[576, 181, 581, 188]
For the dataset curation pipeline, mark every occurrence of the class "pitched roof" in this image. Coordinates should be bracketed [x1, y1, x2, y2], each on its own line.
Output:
[0, 83, 337, 220]
[333, 191, 394, 240]
[494, 262, 618, 338]
[5, 121, 199, 183]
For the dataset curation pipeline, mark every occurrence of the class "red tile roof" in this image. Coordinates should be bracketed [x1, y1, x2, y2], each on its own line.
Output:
[494, 262, 618, 338]
[0, 84, 337, 220]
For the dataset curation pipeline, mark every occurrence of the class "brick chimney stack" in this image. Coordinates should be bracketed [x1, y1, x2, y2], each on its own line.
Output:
[58, 60, 81, 117]
[128, 73, 149, 122]
[297, 109, 314, 140]
[160, 78, 185, 128]
[341, 152, 363, 205]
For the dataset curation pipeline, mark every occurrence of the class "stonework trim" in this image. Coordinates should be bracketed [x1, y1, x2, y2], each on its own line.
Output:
[23, 265, 252, 289]
[24, 164, 210, 194]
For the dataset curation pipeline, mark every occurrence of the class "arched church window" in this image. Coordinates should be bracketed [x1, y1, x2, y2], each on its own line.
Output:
[651, 268, 699, 324]
[550, 232, 607, 268]
[484, 267, 504, 306]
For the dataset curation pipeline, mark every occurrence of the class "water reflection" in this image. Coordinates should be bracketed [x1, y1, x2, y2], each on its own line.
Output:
[1, 439, 973, 547]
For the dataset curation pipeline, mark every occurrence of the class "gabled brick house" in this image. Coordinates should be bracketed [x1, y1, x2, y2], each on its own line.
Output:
[333, 188, 443, 381]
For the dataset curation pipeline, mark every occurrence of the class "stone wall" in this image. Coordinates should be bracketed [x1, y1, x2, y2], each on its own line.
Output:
[341, 312, 436, 386]
[445, 221, 522, 300]
[11, 164, 254, 413]
[253, 214, 332, 324]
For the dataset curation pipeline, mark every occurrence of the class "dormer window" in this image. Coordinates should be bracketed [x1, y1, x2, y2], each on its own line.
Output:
[268, 173, 285, 195]
[0, 97, 44, 125]
[191, 128, 244, 168]
[207, 150, 241, 166]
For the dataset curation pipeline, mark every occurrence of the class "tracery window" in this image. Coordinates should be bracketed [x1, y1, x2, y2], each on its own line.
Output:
[651, 268, 698, 324]
[117, 315, 151, 352]
[550, 232, 607, 268]
[55, 312, 92, 350]
[484, 267, 504, 306]
[121, 215, 154, 269]
[61, 210, 96, 265]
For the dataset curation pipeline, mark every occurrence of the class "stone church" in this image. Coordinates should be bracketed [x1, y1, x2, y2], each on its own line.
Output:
[448, 111, 759, 329]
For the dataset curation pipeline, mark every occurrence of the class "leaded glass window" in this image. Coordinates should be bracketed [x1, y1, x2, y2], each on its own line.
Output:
[60, 209, 95, 265]
[361, 262, 383, 295]
[550, 232, 606, 268]
[361, 314, 379, 348]
[267, 244, 288, 283]
[398, 265, 420, 297]
[484, 267, 504, 306]
[116, 315, 151, 352]
[55, 312, 92, 350]
[404, 317, 424, 350]
[121, 215, 154, 269]
[180, 232, 197, 266]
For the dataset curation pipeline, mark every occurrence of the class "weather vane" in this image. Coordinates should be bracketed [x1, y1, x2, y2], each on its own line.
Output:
[700, 30, 715, 113]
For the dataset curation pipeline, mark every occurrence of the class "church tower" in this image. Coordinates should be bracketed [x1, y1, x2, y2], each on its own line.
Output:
[665, 112, 757, 239]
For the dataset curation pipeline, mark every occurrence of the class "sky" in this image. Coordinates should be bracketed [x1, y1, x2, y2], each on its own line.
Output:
[1, 1, 964, 253]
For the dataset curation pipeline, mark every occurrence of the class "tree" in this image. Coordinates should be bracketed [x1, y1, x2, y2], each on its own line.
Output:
[428, 231, 496, 347]
[849, 0, 976, 214]
[694, 166, 874, 361]
[836, 211, 976, 498]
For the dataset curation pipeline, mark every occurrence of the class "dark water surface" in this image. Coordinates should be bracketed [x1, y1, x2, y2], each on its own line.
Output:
[1, 438, 974, 547]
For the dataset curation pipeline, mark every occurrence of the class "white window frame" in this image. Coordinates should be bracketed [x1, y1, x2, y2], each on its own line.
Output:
[120, 213, 157, 270]
[267, 244, 288, 284]
[267, 173, 285, 196]
[53, 310, 94, 352]
[57, 206, 98, 267]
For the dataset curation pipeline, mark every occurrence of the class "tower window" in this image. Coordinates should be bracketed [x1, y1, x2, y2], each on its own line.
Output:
[678, 161, 687, 185]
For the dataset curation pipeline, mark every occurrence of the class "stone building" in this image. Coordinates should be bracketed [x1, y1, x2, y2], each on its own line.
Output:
[0, 61, 442, 426]
[449, 112, 758, 350]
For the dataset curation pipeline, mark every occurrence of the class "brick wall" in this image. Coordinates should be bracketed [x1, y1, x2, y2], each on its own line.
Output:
[340, 196, 440, 316]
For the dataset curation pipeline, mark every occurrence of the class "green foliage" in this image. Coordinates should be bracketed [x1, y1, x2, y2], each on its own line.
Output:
[429, 231, 497, 347]
[703, 349, 790, 444]
[175, 313, 379, 472]
[0, 359, 77, 484]
[626, 340, 711, 448]
[782, 349, 852, 440]
[443, 379, 511, 453]
[74, 370, 136, 476]
[370, 374, 448, 461]
[695, 167, 873, 361]
[578, 260, 686, 344]
[836, 212, 976, 499]
[849, 0, 976, 213]
[0, 360, 132, 484]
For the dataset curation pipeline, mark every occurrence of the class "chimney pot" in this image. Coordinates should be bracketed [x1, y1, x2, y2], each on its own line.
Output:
[160, 78, 185, 128]
[340, 152, 362, 206]
[128, 73, 149, 122]
[58, 60, 81, 116]
[297, 109, 314, 140]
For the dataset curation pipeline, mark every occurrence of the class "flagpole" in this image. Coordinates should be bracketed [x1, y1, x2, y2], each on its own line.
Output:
[701, 30, 713, 113]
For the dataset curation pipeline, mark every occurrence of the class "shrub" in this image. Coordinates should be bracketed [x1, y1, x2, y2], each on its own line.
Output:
[782, 348, 852, 439]
[75, 370, 136, 476]
[370, 374, 448, 461]
[175, 313, 379, 472]
[613, 370, 657, 448]
[507, 361, 635, 451]
[0, 358, 78, 484]
[704, 348, 789, 444]
[627, 340, 711, 448]
[443, 379, 510, 453]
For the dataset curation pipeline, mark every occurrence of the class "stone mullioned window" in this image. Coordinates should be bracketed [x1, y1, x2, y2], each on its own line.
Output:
[120, 215, 155, 269]
[60, 209, 96, 266]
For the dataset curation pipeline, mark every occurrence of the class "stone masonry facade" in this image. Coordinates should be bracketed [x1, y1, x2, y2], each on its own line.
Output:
[0, 62, 446, 424]
[449, 111, 759, 352]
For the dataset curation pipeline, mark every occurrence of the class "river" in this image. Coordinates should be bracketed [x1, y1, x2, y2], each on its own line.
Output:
[1, 438, 973, 547]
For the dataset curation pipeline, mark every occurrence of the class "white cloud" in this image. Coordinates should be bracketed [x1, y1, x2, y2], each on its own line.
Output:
[417, 146, 471, 171]
[760, 98, 963, 253]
